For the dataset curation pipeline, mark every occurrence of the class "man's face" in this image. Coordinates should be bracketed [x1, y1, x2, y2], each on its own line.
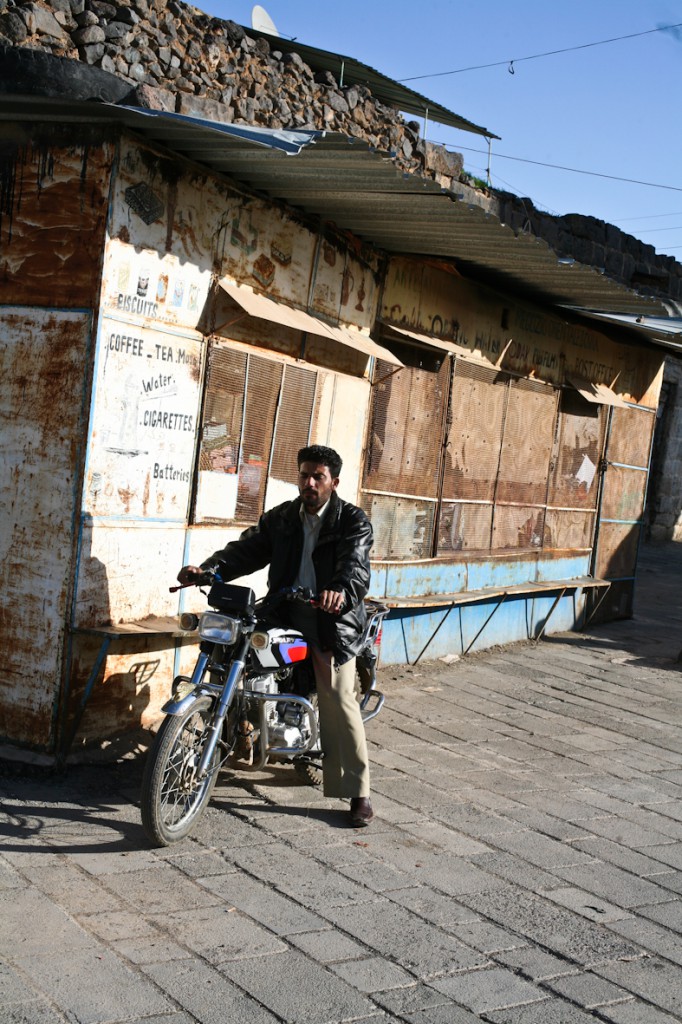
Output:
[298, 461, 339, 512]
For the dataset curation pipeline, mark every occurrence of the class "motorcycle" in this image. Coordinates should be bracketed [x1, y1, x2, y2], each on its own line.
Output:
[140, 571, 387, 846]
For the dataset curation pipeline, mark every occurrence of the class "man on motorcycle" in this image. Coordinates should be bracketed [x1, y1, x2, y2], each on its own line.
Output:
[177, 444, 375, 827]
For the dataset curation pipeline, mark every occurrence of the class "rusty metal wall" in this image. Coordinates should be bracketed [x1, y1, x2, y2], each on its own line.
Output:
[0, 131, 114, 309]
[0, 309, 92, 747]
[444, 361, 507, 503]
[592, 404, 657, 621]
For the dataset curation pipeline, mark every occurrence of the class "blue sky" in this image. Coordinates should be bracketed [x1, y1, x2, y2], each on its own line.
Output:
[198, 1, 682, 258]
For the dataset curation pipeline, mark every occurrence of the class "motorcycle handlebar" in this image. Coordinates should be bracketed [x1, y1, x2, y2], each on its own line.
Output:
[169, 567, 221, 593]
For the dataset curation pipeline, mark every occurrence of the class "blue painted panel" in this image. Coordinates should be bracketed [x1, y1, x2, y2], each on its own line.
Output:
[535, 554, 591, 581]
[374, 552, 593, 601]
[382, 560, 467, 597]
[378, 590, 586, 665]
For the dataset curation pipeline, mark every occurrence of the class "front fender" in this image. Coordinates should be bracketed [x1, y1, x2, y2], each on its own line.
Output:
[161, 691, 206, 716]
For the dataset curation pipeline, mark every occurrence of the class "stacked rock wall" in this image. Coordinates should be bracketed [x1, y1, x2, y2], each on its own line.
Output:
[0, 0, 462, 181]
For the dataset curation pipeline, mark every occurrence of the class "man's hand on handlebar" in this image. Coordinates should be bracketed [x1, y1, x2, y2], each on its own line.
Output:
[177, 565, 208, 586]
[317, 589, 345, 615]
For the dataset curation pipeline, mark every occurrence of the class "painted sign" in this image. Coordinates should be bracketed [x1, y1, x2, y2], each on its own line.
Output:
[85, 317, 204, 520]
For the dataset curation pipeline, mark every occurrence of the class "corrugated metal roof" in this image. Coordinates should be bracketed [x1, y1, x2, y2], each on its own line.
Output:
[241, 26, 499, 139]
[3, 95, 674, 332]
[562, 310, 682, 354]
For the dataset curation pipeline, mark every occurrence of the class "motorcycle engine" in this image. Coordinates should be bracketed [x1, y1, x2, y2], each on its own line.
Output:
[247, 672, 311, 748]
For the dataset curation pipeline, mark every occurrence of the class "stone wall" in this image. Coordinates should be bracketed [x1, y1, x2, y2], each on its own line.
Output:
[0, 0, 463, 183]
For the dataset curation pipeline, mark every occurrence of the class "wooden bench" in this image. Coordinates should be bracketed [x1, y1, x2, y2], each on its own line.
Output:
[61, 617, 195, 761]
[379, 576, 610, 663]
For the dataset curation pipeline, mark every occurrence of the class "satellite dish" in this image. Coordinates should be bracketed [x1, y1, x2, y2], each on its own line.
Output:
[251, 5, 279, 35]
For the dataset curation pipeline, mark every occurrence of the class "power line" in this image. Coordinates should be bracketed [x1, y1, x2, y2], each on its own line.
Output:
[616, 211, 682, 222]
[400, 22, 682, 83]
[453, 143, 682, 193]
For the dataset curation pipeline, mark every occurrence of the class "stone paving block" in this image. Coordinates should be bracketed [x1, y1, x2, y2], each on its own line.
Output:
[429, 965, 545, 1013]
[0, 889, 92, 957]
[0, 961, 43, 1003]
[543, 969, 635, 1007]
[449, 920, 528, 954]
[197, 871, 328, 935]
[329, 955, 415, 992]
[13, 948, 173, 1023]
[594, 956, 682, 1017]
[430, 801, 528, 839]
[569, 836, 680, 878]
[14, 860, 127, 915]
[0, 854, 26, 890]
[494, 946, 580, 981]
[636, 842, 682, 871]
[607, 916, 682, 966]
[488, 830, 598, 870]
[541, 886, 633, 923]
[495, 807, 593, 843]
[321, 898, 489, 976]
[484, 997, 609, 1022]
[552, 861, 672, 909]
[287, 928, 368, 963]
[217, 799, 339, 838]
[161, 847, 240, 876]
[370, 982, 453, 1016]
[98, 861, 221, 915]
[401, 1004, 484, 1024]
[112, 936, 192, 964]
[371, 775, 458, 814]
[76, 909, 159, 942]
[597, 998, 682, 1023]
[458, 886, 640, 966]
[336, 857, 418, 893]
[0, 1002, 71, 1024]
[385, 885, 481, 930]
[576, 813, 679, 848]
[218, 948, 376, 1023]
[469, 850, 570, 891]
[638, 898, 682, 930]
[384, 848, 508, 899]
[231, 842, 380, 910]
[396, 820, 492, 857]
[63, 847, 160, 875]
[144, 958, 281, 1024]
[150, 904, 286, 963]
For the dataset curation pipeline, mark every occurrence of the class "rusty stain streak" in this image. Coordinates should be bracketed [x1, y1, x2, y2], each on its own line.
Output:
[0, 139, 114, 307]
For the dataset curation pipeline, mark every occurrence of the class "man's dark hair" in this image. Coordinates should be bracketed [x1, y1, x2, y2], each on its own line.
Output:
[297, 445, 343, 478]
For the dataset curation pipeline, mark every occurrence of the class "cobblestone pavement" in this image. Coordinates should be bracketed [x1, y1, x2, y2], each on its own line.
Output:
[3, 541, 682, 1024]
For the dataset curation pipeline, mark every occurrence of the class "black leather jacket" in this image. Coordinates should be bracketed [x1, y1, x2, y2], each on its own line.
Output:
[201, 491, 373, 665]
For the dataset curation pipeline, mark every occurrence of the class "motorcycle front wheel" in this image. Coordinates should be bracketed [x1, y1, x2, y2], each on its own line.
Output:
[141, 697, 220, 846]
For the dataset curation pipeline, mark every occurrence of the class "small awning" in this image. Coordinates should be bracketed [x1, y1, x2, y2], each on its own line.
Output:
[380, 323, 460, 354]
[567, 375, 630, 408]
[219, 278, 403, 366]
[379, 322, 495, 366]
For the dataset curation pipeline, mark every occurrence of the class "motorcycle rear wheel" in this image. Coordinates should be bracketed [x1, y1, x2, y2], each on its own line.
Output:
[141, 697, 219, 846]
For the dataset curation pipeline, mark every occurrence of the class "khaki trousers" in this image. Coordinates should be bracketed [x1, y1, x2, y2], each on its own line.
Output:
[309, 647, 370, 799]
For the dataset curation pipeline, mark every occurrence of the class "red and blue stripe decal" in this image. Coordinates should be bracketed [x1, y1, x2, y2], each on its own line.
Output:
[276, 640, 308, 665]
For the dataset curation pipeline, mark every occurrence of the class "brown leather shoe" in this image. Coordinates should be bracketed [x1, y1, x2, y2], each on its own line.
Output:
[349, 797, 374, 827]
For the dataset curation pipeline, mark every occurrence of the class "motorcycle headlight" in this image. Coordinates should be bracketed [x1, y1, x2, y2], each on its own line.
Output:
[199, 612, 241, 644]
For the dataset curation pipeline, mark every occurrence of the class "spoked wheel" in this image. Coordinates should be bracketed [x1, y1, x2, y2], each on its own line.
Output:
[294, 694, 323, 787]
[141, 697, 220, 846]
